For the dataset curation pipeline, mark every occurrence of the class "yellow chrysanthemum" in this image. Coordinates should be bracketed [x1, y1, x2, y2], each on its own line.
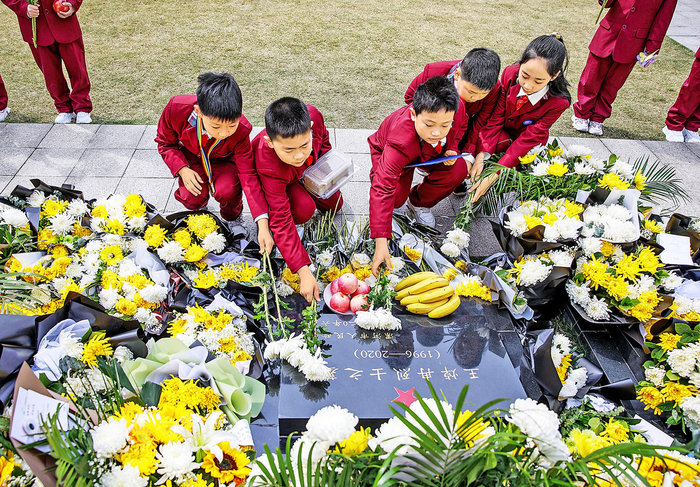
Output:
[144, 224, 168, 248]
[542, 213, 558, 225]
[519, 153, 537, 165]
[455, 410, 489, 447]
[404, 246, 422, 263]
[567, 429, 611, 458]
[455, 260, 468, 272]
[219, 262, 259, 283]
[599, 241, 616, 257]
[60, 282, 83, 301]
[282, 267, 301, 292]
[643, 219, 664, 234]
[634, 171, 647, 191]
[72, 221, 92, 238]
[524, 215, 542, 229]
[229, 349, 253, 364]
[335, 427, 372, 455]
[117, 439, 158, 476]
[114, 402, 144, 423]
[354, 266, 372, 281]
[600, 419, 629, 443]
[194, 270, 220, 289]
[184, 244, 208, 263]
[548, 147, 563, 157]
[563, 200, 584, 218]
[546, 162, 568, 177]
[167, 318, 188, 337]
[126, 274, 152, 289]
[582, 257, 610, 290]
[175, 474, 215, 487]
[37, 228, 57, 250]
[637, 386, 664, 415]
[159, 378, 222, 413]
[81, 332, 113, 367]
[202, 442, 251, 483]
[556, 354, 572, 382]
[0, 452, 20, 485]
[115, 298, 137, 316]
[323, 266, 341, 283]
[124, 194, 146, 218]
[637, 247, 662, 274]
[5, 256, 22, 273]
[186, 214, 219, 239]
[101, 270, 122, 290]
[455, 281, 492, 301]
[91, 205, 108, 218]
[615, 255, 641, 281]
[50, 256, 73, 275]
[42, 198, 68, 217]
[598, 173, 630, 190]
[133, 293, 159, 310]
[661, 381, 697, 407]
[172, 228, 193, 249]
[50, 245, 69, 258]
[100, 245, 123, 266]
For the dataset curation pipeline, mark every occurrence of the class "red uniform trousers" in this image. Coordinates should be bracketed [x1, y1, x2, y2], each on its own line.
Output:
[0, 74, 7, 110]
[174, 162, 243, 221]
[35, 37, 91, 114]
[378, 158, 468, 209]
[573, 52, 635, 123]
[285, 182, 343, 225]
[666, 57, 700, 132]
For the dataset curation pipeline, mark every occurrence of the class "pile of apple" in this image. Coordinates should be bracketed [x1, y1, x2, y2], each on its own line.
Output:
[328, 273, 370, 314]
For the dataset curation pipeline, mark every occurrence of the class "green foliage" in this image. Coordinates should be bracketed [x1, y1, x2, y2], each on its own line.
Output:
[0, 271, 57, 313]
[367, 264, 396, 311]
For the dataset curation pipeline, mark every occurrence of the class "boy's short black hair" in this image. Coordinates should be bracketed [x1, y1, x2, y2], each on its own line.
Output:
[460, 48, 501, 91]
[412, 76, 459, 115]
[196, 72, 242, 122]
[265, 97, 311, 141]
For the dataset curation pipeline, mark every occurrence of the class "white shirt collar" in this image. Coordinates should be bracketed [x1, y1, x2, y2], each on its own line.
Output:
[517, 85, 549, 106]
[429, 136, 446, 148]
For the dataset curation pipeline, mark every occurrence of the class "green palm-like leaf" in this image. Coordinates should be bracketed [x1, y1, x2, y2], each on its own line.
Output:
[632, 155, 689, 208]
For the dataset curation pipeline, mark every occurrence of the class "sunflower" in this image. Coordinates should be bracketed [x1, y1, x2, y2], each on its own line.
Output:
[202, 442, 251, 484]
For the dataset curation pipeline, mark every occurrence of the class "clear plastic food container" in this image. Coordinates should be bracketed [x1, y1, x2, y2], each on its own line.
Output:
[302, 149, 354, 199]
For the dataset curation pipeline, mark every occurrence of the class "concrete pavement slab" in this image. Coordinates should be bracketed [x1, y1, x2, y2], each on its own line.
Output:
[38, 124, 99, 149]
[0, 176, 14, 194]
[88, 124, 146, 149]
[335, 129, 373, 154]
[336, 181, 370, 216]
[0, 123, 51, 148]
[69, 149, 134, 177]
[557, 137, 613, 160]
[62, 176, 121, 201]
[0, 148, 34, 176]
[18, 148, 84, 177]
[137, 125, 158, 150]
[124, 150, 173, 178]
[5, 176, 67, 193]
[599, 139, 655, 162]
[116, 178, 175, 211]
[351, 153, 371, 182]
[642, 141, 700, 166]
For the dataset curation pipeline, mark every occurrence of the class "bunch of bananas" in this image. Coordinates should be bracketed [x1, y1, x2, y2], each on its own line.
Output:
[394, 271, 461, 318]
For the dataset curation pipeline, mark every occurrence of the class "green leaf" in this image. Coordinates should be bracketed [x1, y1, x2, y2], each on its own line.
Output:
[140, 382, 162, 407]
[676, 322, 692, 335]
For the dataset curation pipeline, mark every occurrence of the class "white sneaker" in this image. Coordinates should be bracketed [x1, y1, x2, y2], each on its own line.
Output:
[75, 112, 92, 124]
[663, 126, 685, 142]
[0, 107, 10, 122]
[226, 216, 247, 238]
[683, 128, 700, 144]
[54, 112, 75, 124]
[571, 114, 589, 132]
[408, 201, 435, 228]
[588, 121, 604, 136]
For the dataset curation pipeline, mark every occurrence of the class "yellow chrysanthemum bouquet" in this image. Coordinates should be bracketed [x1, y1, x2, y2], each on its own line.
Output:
[90, 194, 148, 235]
[145, 213, 228, 266]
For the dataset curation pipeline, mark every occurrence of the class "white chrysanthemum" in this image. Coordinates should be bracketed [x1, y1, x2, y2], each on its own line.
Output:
[155, 441, 200, 482]
[661, 273, 684, 292]
[518, 260, 552, 287]
[351, 253, 371, 269]
[48, 212, 75, 235]
[279, 334, 306, 361]
[133, 307, 159, 327]
[91, 417, 131, 458]
[604, 204, 631, 222]
[157, 241, 185, 263]
[566, 281, 591, 306]
[644, 366, 667, 388]
[386, 258, 404, 276]
[667, 347, 697, 378]
[588, 158, 606, 171]
[202, 232, 227, 253]
[27, 190, 46, 207]
[113, 346, 133, 365]
[306, 405, 358, 443]
[530, 163, 550, 177]
[89, 216, 105, 233]
[316, 249, 334, 268]
[551, 333, 571, 364]
[555, 218, 583, 240]
[98, 288, 121, 310]
[507, 398, 570, 465]
[103, 233, 125, 248]
[289, 436, 331, 467]
[276, 281, 294, 297]
[140, 284, 167, 304]
[505, 212, 528, 236]
[286, 346, 313, 369]
[66, 199, 89, 217]
[99, 464, 148, 487]
[30, 286, 52, 305]
[691, 219, 700, 233]
[300, 350, 333, 382]
[611, 160, 634, 179]
[584, 296, 611, 320]
[264, 338, 286, 360]
[127, 215, 148, 232]
[58, 329, 84, 359]
[580, 237, 602, 257]
[355, 308, 402, 331]
[129, 238, 148, 253]
[446, 228, 470, 249]
[368, 416, 417, 458]
[104, 194, 127, 218]
[0, 207, 29, 228]
[681, 396, 700, 427]
[548, 249, 574, 268]
[560, 367, 588, 398]
[440, 242, 460, 258]
[116, 258, 140, 278]
[566, 145, 593, 158]
[573, 161, 595, 175]
[63, 262, 83, 279]
[409, 398, 454, 434]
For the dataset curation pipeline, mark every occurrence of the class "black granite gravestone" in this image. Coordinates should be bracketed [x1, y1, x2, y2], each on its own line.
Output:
[278, 308, 528, 437]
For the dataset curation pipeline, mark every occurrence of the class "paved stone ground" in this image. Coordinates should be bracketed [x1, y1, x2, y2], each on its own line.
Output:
[1, 123, 700, 257]
[669, 0, 700, 52]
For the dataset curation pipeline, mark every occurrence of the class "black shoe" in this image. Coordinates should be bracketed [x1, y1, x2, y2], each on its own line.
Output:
[453, 181, 467, 197]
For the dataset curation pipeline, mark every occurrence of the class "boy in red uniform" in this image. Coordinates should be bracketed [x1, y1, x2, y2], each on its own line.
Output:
[405, 48, 501, 189]
[0, 75, 9, 121]
[571, 0, 677, 136]
[156, 72, 273, 245]
[663, 48, 700, 143]
[251, 97, 342, 303]
[471, 35, 571, 201]
[2, 0, 92, 123]
[369, 76, 468, 274]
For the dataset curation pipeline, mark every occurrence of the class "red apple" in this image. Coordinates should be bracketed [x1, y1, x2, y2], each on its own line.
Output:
[329, 292, 350, 313]
[338, 273, 358, 295]
[330, 278, 341, 295]
[355, 280, 370, 295]
[52, 0, 70, 13]
[350, 294, 369, 313]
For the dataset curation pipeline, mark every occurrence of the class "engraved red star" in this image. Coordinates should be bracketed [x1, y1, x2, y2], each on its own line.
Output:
[393, 387, 417, 407]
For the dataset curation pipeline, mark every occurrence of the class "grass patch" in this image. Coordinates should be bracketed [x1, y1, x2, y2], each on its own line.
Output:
[0, 0, 694, 140]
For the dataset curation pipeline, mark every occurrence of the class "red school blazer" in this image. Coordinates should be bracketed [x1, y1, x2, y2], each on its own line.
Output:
[2, 0, 83, 45]
[367, 104, 466, 239]
[405, 60, 500, 155]
[477, 64, 570, 169]
[251, 105, 332, 273]
[590, 0, 678, 64]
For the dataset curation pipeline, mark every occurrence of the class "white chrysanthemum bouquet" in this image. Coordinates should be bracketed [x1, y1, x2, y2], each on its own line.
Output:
[144, 213, 227, 265]
[90, 194, 148, 235]
[504, 197, 584, 242]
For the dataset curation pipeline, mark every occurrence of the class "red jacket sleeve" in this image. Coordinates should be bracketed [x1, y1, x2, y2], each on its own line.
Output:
[446, 100, 469, 153]
[262, 172, 310, 273]
[314, 110, 333, 157]
[477, 83, 508, 155]
[64, 0, 82, 14]
[369, 143, 410, 239]
[645, 0, 678, 54]
[155, 99, 191, 178]
[498, 98, 570, 168]
[2, 0, 27, 15]
[233, 130, 269, 220]
[404, 66, 430, 105]
[463, 88, 499, 155]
